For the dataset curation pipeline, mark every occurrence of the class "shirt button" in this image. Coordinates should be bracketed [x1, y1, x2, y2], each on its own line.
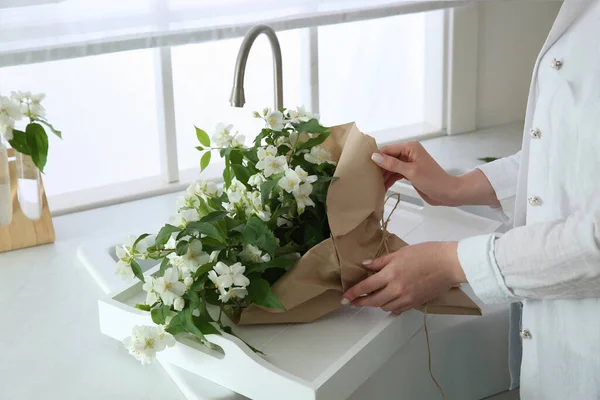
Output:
[551, 58, 563, 70]
[528, 196, 542, 206]
[529, 128, 542, 139]
[520, 329, 533, 340]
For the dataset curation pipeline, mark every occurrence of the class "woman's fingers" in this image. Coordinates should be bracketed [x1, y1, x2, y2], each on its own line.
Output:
[342, 271, 389, 303]
[372, 153, 413, 177]
[351, 286, 398, 308]
[380, 297, 414, 314]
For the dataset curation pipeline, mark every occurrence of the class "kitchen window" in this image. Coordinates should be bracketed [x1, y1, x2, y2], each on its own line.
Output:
[0, 1, 456, 215]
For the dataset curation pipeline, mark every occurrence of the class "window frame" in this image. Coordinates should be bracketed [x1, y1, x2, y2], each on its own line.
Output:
[5, 6, 465, 216]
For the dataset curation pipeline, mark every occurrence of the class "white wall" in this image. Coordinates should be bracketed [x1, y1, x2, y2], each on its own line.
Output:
[475, 1, 562, 129]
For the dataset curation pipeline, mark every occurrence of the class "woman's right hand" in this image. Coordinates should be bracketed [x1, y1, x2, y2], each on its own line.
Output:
[372, 141, 500, 208]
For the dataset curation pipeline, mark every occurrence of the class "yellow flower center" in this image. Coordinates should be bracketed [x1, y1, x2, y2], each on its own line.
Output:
[165, 282, 172, 291]
[145, 338, 155, 349]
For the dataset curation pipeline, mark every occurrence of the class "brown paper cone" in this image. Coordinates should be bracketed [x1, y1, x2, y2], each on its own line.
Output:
[238, 122, 481, 325]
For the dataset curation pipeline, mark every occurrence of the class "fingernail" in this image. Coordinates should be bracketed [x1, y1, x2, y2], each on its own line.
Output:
[362, 259, 373, 266]
[371, 153, 384, 164]
[341, 298, 350, 305]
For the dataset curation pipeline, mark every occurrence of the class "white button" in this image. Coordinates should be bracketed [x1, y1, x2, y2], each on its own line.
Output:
[520, 329, 533, 340]
[529, 128, 541, 139]
[528, 196, 542, 206]
[551, 58, 563, 70]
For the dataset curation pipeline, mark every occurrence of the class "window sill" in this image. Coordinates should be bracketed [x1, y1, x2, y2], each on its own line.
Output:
[48, 121, 524, 216]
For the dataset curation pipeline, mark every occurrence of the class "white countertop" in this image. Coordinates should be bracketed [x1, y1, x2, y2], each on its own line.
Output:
[0, 123, 523, 400]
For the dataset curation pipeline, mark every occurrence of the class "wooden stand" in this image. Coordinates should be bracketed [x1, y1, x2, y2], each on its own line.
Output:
[0, 148, 55, 253]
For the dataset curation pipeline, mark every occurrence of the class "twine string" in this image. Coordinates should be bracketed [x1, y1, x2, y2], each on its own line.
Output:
[380, 194, 447, 400]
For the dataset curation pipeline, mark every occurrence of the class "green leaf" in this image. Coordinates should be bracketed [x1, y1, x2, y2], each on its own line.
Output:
[195, 126, 210, 147]
[193, 315, 221, 336]
[242, 216, 278, 256]
[478, 157, 498, 163]
[36, 118, 62, 139]
[182, 307, 206, 340]
[231, 164, 251, 185]
[130, 259, 145, 282]
[133, 233, 151, 249]
[185, 290, 201, 310]
[166, 312, 186, 335]
[195, 146, 204, 151]
[296, 131, 331, 152]
[185, 221, 226, 244]
[200, 211, 229, 223]
[200, 151, 212, 172]
[247, 278, 285, 310]
[159, 257, 170, 276]
[246, 257, 297, 274]
[253, 128, 271, 147]
[151, 304, 171, 325]
[243, 148, 259, 164]
[193, 261, 217, 279]
[156, 224, 181, 247]
[223, 166, 233, 187]
[135, 304, 151, 311]
[260, 179, 279, 205]
[26, 123, 49, 172]
[176, 240, 189, 256]
[8, 130, 31, 155]
[295, 119, 329, 134]
[229, 149, 243, 165]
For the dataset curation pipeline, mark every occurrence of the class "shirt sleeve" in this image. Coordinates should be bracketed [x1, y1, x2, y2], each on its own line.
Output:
[476, 151, 521, 224]
[458, 208, 600, 303]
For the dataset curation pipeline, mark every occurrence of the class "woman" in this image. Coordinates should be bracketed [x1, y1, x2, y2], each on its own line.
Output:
[342, 0, 600, 398]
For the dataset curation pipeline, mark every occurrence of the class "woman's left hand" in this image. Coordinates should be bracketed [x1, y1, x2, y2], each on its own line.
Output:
[341, 242, 467, 314]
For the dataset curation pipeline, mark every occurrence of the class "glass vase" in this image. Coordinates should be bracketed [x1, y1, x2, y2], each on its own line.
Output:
[0, 138, 12, 226]
[16, 152, 42, 221]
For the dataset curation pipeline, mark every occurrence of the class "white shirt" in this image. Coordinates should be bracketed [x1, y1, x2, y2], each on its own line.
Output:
[457, 0, 600, 398]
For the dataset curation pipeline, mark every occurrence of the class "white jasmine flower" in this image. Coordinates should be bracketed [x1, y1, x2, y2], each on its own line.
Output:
[184, 276, 194, 288]
[27, 93, 46, 118]
[304, 146, 336, 165]
[10, 91, 31, 103]
[277, 217, 293, 228]
[170, 208, 199, 228]
[208, 262, 250, 293]
[239, 244, 271, 264]
[287, 105, 318, 124]
[218, 286, 248, 303]
[209, 250, 220, 262]
[115, 260, 134, 280]
[278, 168, 301, 193]
[200, 181, 222, 198]
[142, 276, 159, 305]
[0, 96, 22, 120]
[256, 155, 288, 177]
[275, 136, 291, 148]
[165, 235, 177, 250]
[181, 239, 210, 273]
[154, 268, 187, 306]
[173, 297, 185, 311]
[293, 183, 315, 212]
[230, 134, 245, 148]
[0, 115, 14, 141]
[257, 145, 277, 161]
[122, 325, 175, 365]
[248, 173, 266, 187]
[294, 166, 318, 184]
[212, 123, 234, 147]
[255, 209, 271, 222]
[265, 110, 284, 131]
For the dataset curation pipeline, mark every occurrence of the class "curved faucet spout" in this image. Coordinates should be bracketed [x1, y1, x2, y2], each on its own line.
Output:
[230, 25, 283, 110]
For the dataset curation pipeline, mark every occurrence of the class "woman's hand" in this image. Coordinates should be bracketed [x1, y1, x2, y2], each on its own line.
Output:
[373, 141, 500, 208]
[341, 242, 467, 315]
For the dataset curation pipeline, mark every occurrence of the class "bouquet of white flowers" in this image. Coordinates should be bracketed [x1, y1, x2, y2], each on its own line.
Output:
[117, 107, 343, 362]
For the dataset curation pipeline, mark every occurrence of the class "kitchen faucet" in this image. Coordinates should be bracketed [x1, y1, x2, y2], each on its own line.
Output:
[230, 25, 283, 110]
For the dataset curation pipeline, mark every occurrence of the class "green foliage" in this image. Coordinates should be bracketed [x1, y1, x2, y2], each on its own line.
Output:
[247, 277, 285, 310]
[195, 126, 211, 147]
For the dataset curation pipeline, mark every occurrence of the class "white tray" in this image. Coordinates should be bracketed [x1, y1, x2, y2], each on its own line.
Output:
[82, 182, 507, 400]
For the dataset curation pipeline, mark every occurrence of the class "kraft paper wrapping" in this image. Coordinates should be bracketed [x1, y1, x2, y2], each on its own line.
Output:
[238, 122, 481, 325]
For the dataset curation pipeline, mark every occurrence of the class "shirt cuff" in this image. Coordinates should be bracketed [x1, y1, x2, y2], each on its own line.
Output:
[477, 157, 519, 223]
[457, 234, 517, 304]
